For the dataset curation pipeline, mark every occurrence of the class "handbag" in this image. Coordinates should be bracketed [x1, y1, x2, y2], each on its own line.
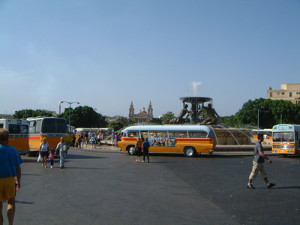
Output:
[37, 154, 42, 162]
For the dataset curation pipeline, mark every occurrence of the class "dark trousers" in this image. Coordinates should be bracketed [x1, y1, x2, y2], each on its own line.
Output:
[50, 159, 54, 166]
[143, 150, 149, 162]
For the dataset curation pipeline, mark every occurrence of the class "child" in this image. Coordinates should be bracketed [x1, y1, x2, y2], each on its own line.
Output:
[48, 149, 55, 169]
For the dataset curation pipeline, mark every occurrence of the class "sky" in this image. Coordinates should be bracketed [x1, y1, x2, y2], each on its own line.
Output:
[0, 0, 299, 118]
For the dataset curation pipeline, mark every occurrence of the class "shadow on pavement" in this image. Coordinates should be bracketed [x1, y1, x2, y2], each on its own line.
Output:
[15, 200, 34, 205]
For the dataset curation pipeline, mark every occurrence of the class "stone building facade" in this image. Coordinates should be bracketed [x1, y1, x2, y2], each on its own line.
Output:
[129, 101, 153, 124]
[267, 83, 300, 104]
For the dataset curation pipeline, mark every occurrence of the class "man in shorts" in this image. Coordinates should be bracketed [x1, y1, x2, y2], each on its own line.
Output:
[247, 133, 275, 189]
[0, 128, 23, 225]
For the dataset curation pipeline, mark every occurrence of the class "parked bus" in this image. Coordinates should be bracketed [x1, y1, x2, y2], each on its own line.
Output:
[27, 117, 68, 155]
[272, 124, 300, 155]
[118, 125, 216, 157]
[98, 128, 114, 138]
[0, 119, 29, 153]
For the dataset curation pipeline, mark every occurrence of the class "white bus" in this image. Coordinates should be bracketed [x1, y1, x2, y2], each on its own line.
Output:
[118, 125, 216, 157]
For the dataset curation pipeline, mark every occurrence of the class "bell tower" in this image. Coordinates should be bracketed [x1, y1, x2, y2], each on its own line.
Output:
[129, 101, 134, 118]
[148, 101, 153, 118]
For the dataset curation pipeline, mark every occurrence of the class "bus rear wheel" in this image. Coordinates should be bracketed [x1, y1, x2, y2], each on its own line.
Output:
[184, 147, 196, 157]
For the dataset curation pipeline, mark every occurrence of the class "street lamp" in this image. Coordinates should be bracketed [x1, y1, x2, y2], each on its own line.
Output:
[277, 111, 283, 124]
[60, 101, 80, 125]
[257, 107, 263, 130]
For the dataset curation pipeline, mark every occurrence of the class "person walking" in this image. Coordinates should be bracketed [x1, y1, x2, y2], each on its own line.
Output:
[48, 149, 55, 169]
[77, 135, 82, 149]
[55, 137, 69, 169]
[142, 138, 150, 163]
[135, 138, 142, 163]
[247, 133, 276, 189]
[0, 128, 22, 225]
[39, 137, 49, 168]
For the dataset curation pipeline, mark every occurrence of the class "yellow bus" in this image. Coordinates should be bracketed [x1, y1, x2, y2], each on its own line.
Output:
[118, 125, 216, 157]
[27, 117, 68, 155]
[0, 119, 29, 153]
[272, 124, 300, 155]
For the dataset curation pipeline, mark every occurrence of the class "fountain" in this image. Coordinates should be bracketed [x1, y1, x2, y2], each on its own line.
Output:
[170, 82, 253, 146]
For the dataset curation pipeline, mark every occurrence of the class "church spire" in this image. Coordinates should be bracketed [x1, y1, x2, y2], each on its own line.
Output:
[129, 101, 134, 117]
[148, 101, 153, 117]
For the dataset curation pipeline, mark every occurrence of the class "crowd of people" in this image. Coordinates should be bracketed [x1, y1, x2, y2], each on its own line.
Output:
[76, 130, 121, 149]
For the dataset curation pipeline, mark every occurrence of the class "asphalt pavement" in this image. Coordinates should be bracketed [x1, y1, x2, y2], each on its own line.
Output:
[4, 146, 300, 225]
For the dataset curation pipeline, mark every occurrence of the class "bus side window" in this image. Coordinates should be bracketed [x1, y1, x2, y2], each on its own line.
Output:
[170, 132, 188, 138]
[9, 124, 20, 134]
[29, 121, 36, 134]
[141, 131, 149, 138]
[0, 123, 3, 128]
[189, 132, 207, 138]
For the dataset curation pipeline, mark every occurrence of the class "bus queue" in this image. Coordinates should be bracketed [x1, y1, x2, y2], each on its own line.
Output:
[1, 117, 300, 157]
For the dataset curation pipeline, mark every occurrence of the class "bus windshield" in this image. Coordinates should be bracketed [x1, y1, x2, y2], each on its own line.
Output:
[42, 118, 67, 133]
[273, 132, 294, 142]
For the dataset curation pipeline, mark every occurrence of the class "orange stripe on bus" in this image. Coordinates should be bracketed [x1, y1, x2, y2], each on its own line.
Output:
[29, 136, 41, 140]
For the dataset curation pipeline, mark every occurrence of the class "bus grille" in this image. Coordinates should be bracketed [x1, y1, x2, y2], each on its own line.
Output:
[273, 144, 294, 149]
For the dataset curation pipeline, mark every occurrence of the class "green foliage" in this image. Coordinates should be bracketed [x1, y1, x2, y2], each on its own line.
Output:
[108, 118, 129, 131]
[59, 106, 107, 128]
[150, 117, 162, 124]
[13, 109, 53, 119]
[161, 112, 175, 124]
[223, 98, 300, 128]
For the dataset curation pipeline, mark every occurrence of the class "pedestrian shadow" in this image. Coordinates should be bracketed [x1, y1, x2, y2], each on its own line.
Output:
[273, 186, 300, 190]
[65, 154, 105, 159]
[15, 200, 34, 204]
[21, 158, 40, 163]
[62, 166, 105, 170]
[22, 173, 41, 176]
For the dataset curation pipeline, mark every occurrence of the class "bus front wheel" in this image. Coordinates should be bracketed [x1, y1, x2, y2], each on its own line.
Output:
[184, 147, 196, 157]
[127, 146, 135, 155]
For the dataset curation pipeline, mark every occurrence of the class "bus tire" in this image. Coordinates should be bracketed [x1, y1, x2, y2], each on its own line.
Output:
[127, 146, 135, 155]
[184, 147, 196, 157]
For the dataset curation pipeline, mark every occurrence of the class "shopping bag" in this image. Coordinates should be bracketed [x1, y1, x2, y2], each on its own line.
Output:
[37, 154, 41, 162]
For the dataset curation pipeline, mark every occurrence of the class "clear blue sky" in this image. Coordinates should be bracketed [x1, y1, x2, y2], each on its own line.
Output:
[0, 0, 299, 117]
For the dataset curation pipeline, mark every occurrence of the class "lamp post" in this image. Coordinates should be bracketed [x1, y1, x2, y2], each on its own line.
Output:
[257, 107, 263, 130]
[60, 101, 80, 125]
[277, 111, 283, 124]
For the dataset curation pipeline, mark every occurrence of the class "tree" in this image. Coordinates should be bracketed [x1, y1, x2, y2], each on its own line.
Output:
[227, 98, 300, 128]
[108, 118, 129, 131]
[150, 117, 162, 125]
[13, 109, 53, 119]
[59, 106, 107, 128]
[161, 112, 175, 124]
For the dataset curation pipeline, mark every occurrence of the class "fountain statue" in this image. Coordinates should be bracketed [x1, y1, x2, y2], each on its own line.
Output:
[171, 97, 219, 125]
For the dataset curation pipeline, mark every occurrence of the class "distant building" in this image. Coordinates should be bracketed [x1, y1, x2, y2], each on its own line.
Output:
[267, 83, 300, 104]
[129, 101, 153, 124]
[0, 114, 13, 119]
[105, 116, 127, 123]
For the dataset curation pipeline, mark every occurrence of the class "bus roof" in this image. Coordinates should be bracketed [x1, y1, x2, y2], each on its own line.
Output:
[122, 125, 213, 133]
[272, 124, 300, 132]
[27, 117, 66, 121]
[0, 119, 29, 125]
